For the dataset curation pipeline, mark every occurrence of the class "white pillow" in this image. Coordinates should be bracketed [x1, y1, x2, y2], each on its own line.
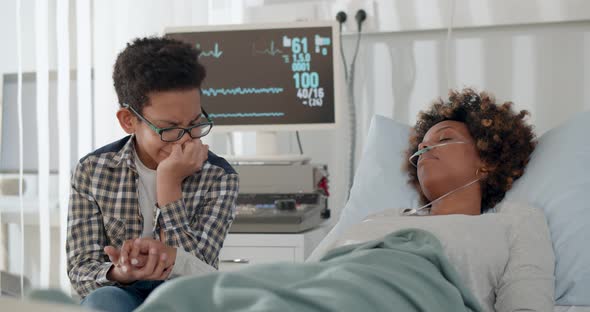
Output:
[504, 110, 590, 305]
[330, 203, 554, 312]
[308, 115, 418, 261]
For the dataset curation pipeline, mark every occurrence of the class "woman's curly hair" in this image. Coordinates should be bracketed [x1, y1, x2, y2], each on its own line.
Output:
[404, 88, 537, 213]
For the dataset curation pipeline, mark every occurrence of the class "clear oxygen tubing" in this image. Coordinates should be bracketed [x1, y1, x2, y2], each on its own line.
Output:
[403, 140, 479, 216]
[408, 141, 468, 167]
[400, 178, 481, 216]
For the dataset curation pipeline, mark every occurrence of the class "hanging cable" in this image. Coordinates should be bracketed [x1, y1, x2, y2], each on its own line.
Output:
[350, 10, 366, 72]
[336, 12, 348, 82]
[346, 75, 356, 197]
[344, 10, 366, 198]
[295, 131, 304, 155]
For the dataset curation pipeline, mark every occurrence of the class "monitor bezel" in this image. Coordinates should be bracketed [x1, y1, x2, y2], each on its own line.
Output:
[163, 21, 343, 132]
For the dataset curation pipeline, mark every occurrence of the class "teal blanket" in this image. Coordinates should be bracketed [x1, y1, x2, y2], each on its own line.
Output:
[136, 229, 482, 312]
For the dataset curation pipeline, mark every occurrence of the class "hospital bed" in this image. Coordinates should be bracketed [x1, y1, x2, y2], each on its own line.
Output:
[306, 111, 590, 311]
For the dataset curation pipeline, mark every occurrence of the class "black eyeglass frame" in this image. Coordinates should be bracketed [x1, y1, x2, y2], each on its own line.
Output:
[122, 103, 214, 142]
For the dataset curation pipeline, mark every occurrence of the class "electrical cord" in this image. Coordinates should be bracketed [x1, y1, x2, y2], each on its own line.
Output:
[336, 11, 349, 82]
[295, 131, 304, 155]
[345, 10, 366, 198]
[351, 9, 366, 67]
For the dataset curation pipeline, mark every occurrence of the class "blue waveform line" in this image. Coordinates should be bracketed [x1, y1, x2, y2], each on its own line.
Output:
[202, 87, 284, 97]
[209, 112, 285, 118]
[252, 40, 283, 56]
[196, 43, 223, 58]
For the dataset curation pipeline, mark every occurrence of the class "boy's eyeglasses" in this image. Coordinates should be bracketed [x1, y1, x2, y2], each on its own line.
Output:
[122, 103, 214, 142]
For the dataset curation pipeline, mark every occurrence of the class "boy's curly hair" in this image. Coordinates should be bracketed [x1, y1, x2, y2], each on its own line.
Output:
[404, 88, 536, 213]
[113, 37, 206, 113]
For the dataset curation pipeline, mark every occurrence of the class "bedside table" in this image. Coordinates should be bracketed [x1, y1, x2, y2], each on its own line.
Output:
[218, 225, 328, 271]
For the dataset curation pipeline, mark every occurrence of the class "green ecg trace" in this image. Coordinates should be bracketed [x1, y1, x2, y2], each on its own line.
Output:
[196, 43, 223, 58]
[252, 40, 283, 56]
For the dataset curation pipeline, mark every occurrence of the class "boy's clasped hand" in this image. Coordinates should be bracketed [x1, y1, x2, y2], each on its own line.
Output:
[104, 236, 177, 284]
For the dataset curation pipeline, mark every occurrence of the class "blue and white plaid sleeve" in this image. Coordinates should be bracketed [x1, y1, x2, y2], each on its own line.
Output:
[158, 172, 238, 268]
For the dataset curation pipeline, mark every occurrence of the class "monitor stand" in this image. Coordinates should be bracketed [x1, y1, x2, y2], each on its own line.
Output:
[222, 131, 310, 165]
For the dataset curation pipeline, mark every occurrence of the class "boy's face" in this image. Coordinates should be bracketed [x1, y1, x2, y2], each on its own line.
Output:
[118, 88, 203, 169]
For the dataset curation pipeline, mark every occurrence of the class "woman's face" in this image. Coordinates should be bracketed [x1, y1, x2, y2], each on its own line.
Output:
[416, 120, 483, 202]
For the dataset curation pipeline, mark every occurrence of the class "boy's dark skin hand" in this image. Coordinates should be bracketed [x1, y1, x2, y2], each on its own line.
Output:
[104, 238, 173, 283]
[157, 139, 209, 207]
[105, 229, 177, 283]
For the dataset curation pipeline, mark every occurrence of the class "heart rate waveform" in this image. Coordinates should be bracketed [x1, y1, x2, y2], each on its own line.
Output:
[252, 40, 283, 56]
[196, 43, 223, 58]
[202, 87, 284, 97]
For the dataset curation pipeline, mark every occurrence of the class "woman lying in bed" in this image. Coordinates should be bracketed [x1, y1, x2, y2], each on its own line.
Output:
[335, 88, 554, 311]
[400, 88, 554, 311]
[102, 89, 555, 312]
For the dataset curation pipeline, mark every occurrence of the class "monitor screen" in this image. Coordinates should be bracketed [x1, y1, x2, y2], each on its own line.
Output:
[165, 22, 339, 130]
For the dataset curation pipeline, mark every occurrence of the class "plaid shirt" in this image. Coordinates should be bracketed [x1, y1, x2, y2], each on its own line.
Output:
[66, 135, 238, 298]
